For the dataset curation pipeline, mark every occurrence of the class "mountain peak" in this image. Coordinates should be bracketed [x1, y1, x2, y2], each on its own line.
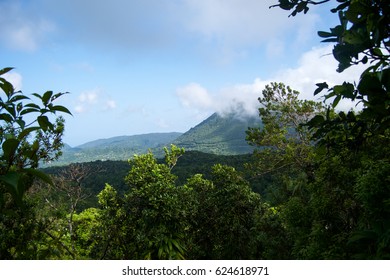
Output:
[173, 112, 261, 155]
[48, 113, 262, 166]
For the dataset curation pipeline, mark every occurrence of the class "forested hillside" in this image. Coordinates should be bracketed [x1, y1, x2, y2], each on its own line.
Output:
[48, 132, 182, 165]
[1, 0, 389, 261]
[42, 151, 260, 210]
[46, 112, 260, 166]
[174, 112, 261, 155]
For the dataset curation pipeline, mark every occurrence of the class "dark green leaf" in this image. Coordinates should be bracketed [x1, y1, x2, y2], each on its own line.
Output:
[0, 67, 14, 75]
[358, 73, 383, 95]
[318, 31, 333, 38]
[371, 48, 383, 57]
[0, 113, 13, 122]
[321, 38, 339, 43]
[0, 79, 14, 97]
[24, 103, 41, 109]
[32, 93, 42, 99]
[51, 105, 72, 115]
[306, 114, 325, 128]
[314, 82, 329, 96]
[332, 95, 342, 108]
[9, 94, 29, 103]
[42, 91, 53, 105]
[2, 138, 20, 160]
[20, 108, 40, 115]
[37, 115, 53, 131]
[18, 126, 40, 140]
[0, 171, 24, 205]
[24, 168, 53, 186]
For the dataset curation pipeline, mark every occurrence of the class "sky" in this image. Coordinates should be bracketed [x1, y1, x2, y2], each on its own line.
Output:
[0, 0, 365, 147]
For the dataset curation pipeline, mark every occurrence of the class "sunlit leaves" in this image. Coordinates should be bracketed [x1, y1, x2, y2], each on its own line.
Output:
[1, 67, 72, 204]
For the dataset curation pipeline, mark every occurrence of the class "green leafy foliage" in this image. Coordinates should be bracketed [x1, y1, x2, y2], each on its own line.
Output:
[272, 0, 390, 143]
[1, 67, 71, 259]
[247, 81, 390, 259]
[246, 82, 324, 198]
[62, 146, 267, 260]
[1, 67, 71, 204]
[265, 1, 389, 259]
[187, 164, 262, 259]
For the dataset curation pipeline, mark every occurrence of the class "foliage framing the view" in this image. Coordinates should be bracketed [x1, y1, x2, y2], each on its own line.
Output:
[272, 0, 389, 144]
[0, 67, 71, 204]
[1, 0, 389, 260]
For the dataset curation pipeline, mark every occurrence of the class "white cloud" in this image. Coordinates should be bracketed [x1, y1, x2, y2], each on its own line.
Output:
[74, 105, 85, 114]
[74, 88, 118, 114]
[181, 0, 321, 59]
[2, 71, 23, 91]
[183, 0, 287, 46]
[0, 1, 55, 51]
[276, 44, 365, 110]
[176, 45, 365, 116]
[74, 89, 100, 114]
[105, 99, 117, 110]
[35, 0, 322, 63]
[79, 90, 99, 104]
[176, 83, 213, 109]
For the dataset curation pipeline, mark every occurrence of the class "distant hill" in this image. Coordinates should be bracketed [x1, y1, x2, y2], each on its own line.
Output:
[47, 112, 262, 166]
[48, 132, 182, 166]
[173, 112, 262, 155]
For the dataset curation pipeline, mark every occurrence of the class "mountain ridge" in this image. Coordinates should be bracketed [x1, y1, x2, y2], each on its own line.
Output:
[173, 112, 261, 155]
[48, 112, 262, 166]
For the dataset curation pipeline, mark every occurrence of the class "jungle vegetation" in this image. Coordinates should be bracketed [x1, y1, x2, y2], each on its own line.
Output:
[1, 0, 389, 259]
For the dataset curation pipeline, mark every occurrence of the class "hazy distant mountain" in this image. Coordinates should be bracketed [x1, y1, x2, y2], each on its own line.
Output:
[173, 112, 262, 155]
[48, 132, 182, 166]
[47, 113, 262, 166]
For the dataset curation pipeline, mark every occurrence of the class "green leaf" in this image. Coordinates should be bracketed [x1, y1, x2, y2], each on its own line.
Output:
[32, 93, 42, 99]
[0, 67, 14, 76]
[0, 171, 24, 205]
[24, 103, 41, 109]
[314, 82, 328, 96]
[306, 115, 325, 128]
[321, 38, 339, 43]
[51, 105, 72, 115]
[42, 91, 53, 105]
[9, 94, 29, 103]
[0, 79, 15, 97]
[37, 115, 53, 131]
[20, 108, 40, 115]
[371, 48, 383, 57]
[332, 95, 342, 108]
[18, 126, 40, 140]
[24, 168, 53, 186]
[318, 31, 333, 38]
[0, 113, 13, 122]
[2, 138, 20, 160]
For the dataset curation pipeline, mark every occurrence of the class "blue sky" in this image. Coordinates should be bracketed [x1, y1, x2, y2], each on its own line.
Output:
[1, 0, 363, 147]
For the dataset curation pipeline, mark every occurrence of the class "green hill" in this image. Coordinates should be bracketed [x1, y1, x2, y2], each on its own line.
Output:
[47, 132, 182, 166]
[173, 112, 262, 155]
[47, 112, 262, 166]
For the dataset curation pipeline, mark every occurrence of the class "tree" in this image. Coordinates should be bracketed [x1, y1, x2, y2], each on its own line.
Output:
[186, 164, 263, 259]
[0, 66, 71, 259]
[272, 0, 390, 143]
[0, 67, 72, 205]
[246, 82, 324, 203]
[94, 146, 193, 259]
[270, 0, 390, 259]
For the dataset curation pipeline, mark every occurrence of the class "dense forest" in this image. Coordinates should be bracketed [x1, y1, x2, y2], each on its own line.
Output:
[1, 0, 389, 259]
